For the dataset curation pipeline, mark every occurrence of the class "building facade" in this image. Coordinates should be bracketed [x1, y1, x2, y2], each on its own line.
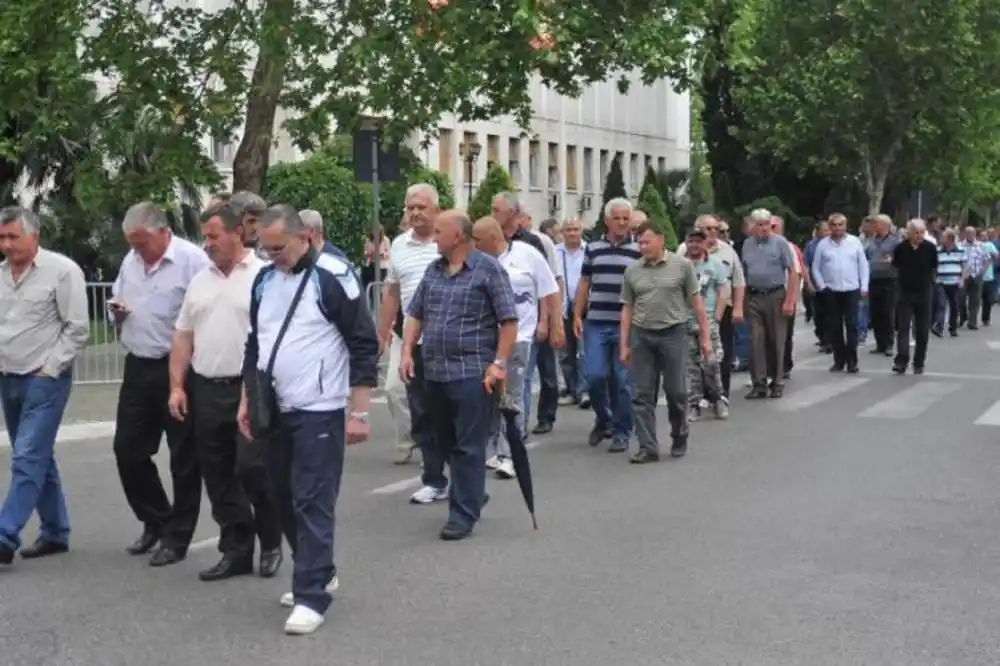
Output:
[209, 73, 691, 226]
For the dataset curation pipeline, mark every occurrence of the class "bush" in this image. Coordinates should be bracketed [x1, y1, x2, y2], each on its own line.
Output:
[263, 152, 370, 264]
[594, 155, 628, 237]
[467, 164, 516, 220]
[638, 184, 679, 251]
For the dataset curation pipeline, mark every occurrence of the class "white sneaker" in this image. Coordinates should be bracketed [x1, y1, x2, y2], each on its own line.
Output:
[284, 604, 324, 635]
[714, 396, 730, 420]
[409, 485, 448, 504]
[485, 455, 501, 471]
[496, 457, 515, 479]
[280, 575, 340, 608]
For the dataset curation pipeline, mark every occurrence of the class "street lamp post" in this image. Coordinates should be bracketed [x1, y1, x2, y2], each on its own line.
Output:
[458, 140, 482, 205]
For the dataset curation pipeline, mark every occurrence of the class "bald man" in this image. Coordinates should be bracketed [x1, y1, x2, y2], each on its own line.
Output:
[472, 217, 558, 478]
[401, 210, 519, 540]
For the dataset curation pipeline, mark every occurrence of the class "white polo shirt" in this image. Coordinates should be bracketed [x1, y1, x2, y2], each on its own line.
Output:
[499, 240, 559, 342]
[176, 251, 267, 378]
[387, 229, 439, 315]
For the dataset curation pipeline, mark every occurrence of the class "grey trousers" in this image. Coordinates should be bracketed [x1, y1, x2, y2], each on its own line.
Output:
[631, 325, 689, 455]
[747, 289, 788, 387]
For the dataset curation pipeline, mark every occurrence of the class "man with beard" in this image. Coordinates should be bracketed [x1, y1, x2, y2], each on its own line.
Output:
[230, 191, 268, 259]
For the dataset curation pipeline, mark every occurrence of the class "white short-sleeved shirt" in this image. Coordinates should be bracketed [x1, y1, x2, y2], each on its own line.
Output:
[387, 230, 439, 315]
[499, 240, 559, 342]
[176, 251, 267, 378]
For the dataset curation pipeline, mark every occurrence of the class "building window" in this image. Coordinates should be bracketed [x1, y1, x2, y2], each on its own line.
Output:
[547, 142, 560, 189]
[529, 141, 540, 188]
[438, 129, 453, 177]
[629, 153, 639, 191]
[657, 156, 666, 173]
[645, 154, 653, 171]
[599, 149, 609, 190]
[211, 135, 236, 166]
[566, 145, 578, 191]
[509, 138, 522, 185]
[583, 147, 594, 192]
[487, 134, 500, 169]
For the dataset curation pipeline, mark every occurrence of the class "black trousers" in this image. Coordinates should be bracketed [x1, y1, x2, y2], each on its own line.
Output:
[559, 315, 584, 398]
[895, 288, 932, 369]
[533, 342, 559, 426]
[191, 374, 256, 556]
[869, 278, 897, 352]
[783, 314, 795, 373]
[812, 290, 829, 345]
[824, 290, 860, 369]
[405, 346, 444, 490]
[719, 306, 734, 397]
[113, 354, 200, 549]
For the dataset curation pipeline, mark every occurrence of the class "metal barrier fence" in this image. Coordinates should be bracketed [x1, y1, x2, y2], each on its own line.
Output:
[75, 280, 388, 386]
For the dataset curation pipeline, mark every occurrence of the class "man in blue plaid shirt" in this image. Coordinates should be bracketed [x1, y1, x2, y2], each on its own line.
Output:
[959, 226, 992, 329]
[400, 210, 518, 541]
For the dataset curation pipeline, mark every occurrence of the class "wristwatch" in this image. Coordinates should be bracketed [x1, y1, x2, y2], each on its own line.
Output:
[349, 411, 370, 424]
[492, 359, 507, 369]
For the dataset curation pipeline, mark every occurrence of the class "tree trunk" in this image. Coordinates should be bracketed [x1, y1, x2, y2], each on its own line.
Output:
[862, 137, 902, 217]
[231, 0, 294, 194]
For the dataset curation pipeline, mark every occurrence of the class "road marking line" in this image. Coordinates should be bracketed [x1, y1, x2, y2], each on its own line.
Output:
[793, 366, 1000, 382]
[859, 381, 960, 419]
[773, 377, 869, 411]
[368, 439, 546, 496]
[973, 399, 1000, 426]
[190, 537, 220, 552]
[987, 341, 1000, 350]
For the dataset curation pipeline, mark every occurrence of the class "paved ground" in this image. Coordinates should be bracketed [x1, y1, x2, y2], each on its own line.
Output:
[3, 326, 1000, 665]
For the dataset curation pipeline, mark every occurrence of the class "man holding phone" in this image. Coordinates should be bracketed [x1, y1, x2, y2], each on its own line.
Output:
[109, 202, 210, 568]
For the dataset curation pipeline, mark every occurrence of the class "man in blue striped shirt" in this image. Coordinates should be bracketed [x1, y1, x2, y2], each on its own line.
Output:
[572, 198, 641, 451]
[933, 229, 966, 337]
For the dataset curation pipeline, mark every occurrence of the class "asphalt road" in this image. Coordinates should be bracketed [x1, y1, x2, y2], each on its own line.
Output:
[3, 326, 1000, 665]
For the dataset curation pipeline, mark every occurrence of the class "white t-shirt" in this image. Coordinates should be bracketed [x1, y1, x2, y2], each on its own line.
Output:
[531, 229, 563, 279]
[499, 240, 559, 342]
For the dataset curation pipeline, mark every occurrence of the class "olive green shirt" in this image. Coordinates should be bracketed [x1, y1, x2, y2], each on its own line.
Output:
[621, 252, 700, 330]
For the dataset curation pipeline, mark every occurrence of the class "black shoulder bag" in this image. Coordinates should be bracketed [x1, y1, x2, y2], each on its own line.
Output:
[245, 264, 314, 439]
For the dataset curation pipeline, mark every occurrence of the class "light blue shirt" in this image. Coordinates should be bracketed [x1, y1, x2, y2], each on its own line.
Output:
[112, 235, 211, 358]
[985, 242, 999, 282]
[811, 234, 870, 293]
[555, 242, 586, 315]
[689, 256, 727, 329]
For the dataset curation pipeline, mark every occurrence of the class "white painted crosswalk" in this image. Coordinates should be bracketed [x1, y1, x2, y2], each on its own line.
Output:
[757, 372, 1000, 427]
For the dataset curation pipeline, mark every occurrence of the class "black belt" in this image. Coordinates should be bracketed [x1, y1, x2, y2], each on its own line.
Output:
[126, 353, 169, 363]
[193, 374, 242, 386]
[748, 286, 785, 295]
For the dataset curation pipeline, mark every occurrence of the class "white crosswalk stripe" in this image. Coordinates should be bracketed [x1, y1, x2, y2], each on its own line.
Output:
[858, 381, 962, 419]
[973, 399, 1000, 426]
[773, 377, 869, 411]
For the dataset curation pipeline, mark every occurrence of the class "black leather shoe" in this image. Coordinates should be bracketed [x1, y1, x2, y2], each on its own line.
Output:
[531, 422, 554, 435]
[259, 548, 283, 578]
[198, 554, 254, 581]
[20, 539, 68, 559]
[126, 528, 160, 556]
[0, 546, 13, 565]
[149, 545, 187, 567]
[670, 437, 688, 458]
[439, 521, 473, 541]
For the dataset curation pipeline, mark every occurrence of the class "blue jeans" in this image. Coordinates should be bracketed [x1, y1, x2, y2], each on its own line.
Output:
[857, 298, 869, 340]
[0, 374, 73, 551]
[733, 321, 751, 366]
[269, 409, 345, 615]
[426, 377, 494, 529]
[582, 321, 633, 438]
[522, 341, 559, 433]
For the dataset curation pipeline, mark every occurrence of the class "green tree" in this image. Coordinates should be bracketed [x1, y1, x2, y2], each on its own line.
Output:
[84, 0, 692, 194]
[638, 184, 678, 250]
[262, 152, 370, 263]
[639, 165, 659, 202]
[593, 154, 628, 237]
[468, 164, 516, 221]
[737, 0, 1000, 215]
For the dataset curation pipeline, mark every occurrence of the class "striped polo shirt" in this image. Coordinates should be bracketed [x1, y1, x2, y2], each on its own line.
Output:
[581, 235, 641, 323]
[386, 230, 439, 314]
[936, 244, 966, 286]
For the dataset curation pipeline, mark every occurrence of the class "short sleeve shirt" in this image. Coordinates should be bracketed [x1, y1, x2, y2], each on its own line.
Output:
[688, 256, 727, 328]
[621, 253, 700, 330]
[499, 241, 559, 342]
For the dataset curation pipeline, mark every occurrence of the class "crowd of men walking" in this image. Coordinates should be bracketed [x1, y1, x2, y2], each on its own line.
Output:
[0, 180, 987, 637]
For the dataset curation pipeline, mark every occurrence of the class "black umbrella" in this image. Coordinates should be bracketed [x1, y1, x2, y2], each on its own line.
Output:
[496, 384, 538, 530]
